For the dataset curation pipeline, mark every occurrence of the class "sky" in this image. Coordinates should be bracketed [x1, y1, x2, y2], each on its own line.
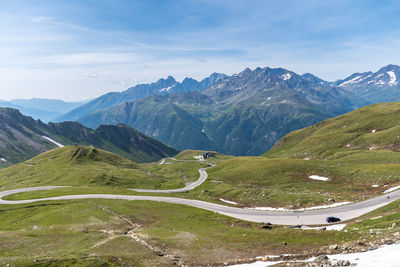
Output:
[1, 0, 400, 101]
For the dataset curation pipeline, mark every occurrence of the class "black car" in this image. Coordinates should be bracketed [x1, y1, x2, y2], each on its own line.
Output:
[326, 216, 341, 223]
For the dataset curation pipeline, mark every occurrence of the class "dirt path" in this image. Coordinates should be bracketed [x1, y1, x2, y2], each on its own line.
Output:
[93, 203, 186, 266]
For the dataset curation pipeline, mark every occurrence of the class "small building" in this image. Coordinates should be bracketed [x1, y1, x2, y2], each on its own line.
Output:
[202, 152, 216, 159]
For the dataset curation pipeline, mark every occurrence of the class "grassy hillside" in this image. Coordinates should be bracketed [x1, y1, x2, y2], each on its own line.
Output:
[10, 145, 400, 209]
[265, 102, 400, 159]
[1, 189, 399, 265]
[165, 103, 400, 208]
[0, 198, 383, 266]
[0, 108, 178, 167]
[0, 146, 201, 191]
[1, 111, 400, 265]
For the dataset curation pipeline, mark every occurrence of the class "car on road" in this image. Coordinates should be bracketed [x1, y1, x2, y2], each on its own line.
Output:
[326, 216, 341, 223]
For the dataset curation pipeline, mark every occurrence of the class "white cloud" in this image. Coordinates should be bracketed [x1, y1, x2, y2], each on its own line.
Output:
[82, 72, 98, 78]
[0, 1, 400, 100]
[31, 16, 54, 23]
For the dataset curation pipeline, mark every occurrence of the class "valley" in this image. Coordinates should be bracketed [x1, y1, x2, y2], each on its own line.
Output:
[0, 108, 178, 165]
[0, 146, 399, 265]
[2, 2, 400, 266]
[1, 101, 400, 265]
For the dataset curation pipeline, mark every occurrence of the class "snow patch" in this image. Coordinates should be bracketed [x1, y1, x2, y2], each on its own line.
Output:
[248, 202, 352, 212]
[327, 242, 400, 267]
[298, 224, 346, 231]
[371, 129, 376, 133]
[280, 73, 292, 80]
[159, 85, 175, 92]
[325, 223, 346, 231]
[370, 216, 383, 220]
[371, 184, 379, 188]
[0, 158, 6, 162]
[376, 80, 385, 85]
[369, 146, 375, 151]
[339, 74, 371, 87]
[387, 71, 397, 86]
[42, 136, 64, 148]
[383, 185, 400, 194]
[309, 175, 329, 181]
[237, 243, 400, 267]
[219, 198, 238, 205]
[298, 225, 327, 231]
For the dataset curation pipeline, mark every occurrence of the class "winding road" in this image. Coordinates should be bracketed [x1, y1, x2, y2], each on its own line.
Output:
[1, 158, 400, 226]
[132, 160, 214, 193]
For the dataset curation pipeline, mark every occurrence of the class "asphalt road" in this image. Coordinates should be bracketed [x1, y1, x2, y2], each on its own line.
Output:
[1, 185, 400, 225]
[131, 163, 214, 193]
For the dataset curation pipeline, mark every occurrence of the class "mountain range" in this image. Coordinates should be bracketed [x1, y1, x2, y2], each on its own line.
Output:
[0, 98, 85, 122]
[3, 64, 400, 157]
[335, 64, 400, 104]
[54, 72, 227, 122]
[0, 107, 178, 168]
[74, 67, 358, 155]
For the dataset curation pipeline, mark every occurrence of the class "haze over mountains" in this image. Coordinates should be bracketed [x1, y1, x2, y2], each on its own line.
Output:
[0, 98, 85, 122]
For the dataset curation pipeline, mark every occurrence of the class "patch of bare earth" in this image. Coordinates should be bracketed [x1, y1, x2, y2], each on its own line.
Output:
[93, 204, 186, 266]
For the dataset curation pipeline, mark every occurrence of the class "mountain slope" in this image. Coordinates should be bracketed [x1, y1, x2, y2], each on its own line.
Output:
[78, 66, 356, 155]
[336, 64, 400, 104]
[265, 101, 400, 159]
[81, 93, 213, 150]
[54, 73, 227, 122]
[0, 108, 178, 166]
[0, 146, 158, 188]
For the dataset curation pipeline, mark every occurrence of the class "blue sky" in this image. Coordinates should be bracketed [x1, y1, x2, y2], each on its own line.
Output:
[1, 0, 400, 100]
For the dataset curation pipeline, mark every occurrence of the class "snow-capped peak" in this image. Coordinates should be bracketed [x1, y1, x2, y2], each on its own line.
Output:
[387, 71, 398, 86]
[339, 74, 372, 87]
[280, 73, 292, 80]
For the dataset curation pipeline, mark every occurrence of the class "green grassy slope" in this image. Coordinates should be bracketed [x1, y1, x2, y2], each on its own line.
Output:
[2, 103, 400, 265]
[0, 146, 201, 191]
[0, 197, 399, 266]
[265, 102, 400, 159]
[0, 108, 178, 168]
[171, 103, 400, 208]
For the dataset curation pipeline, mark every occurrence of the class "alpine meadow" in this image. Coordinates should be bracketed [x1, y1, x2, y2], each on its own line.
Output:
[1, 1, 400, 266]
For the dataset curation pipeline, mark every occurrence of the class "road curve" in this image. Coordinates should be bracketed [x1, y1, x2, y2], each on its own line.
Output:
[1, 186, 400, 225]
[131, 165, 214, 193]
[131, 158, 214, 193]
